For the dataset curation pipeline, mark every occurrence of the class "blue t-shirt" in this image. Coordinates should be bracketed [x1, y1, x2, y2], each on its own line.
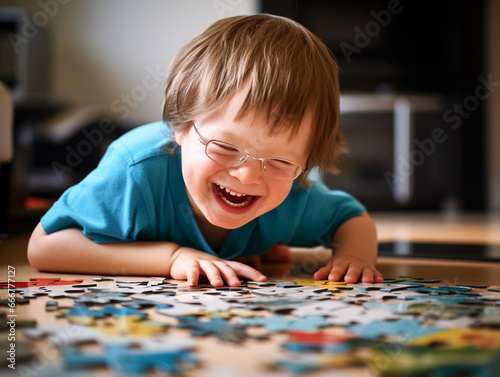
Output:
[41, 121, 366, 259]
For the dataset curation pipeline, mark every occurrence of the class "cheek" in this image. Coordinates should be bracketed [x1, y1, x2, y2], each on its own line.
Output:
[268, 181, 294, 202]
[182, 153, 222, 187]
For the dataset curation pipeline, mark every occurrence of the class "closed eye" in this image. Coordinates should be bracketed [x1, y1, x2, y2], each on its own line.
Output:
[211, 141, 241, 153]
[266, 159, 297, 169]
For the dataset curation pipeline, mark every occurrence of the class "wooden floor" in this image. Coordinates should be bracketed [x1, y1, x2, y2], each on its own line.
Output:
[1, 211, 500, 376]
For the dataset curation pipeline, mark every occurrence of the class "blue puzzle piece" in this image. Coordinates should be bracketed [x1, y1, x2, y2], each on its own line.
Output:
[274, 358, 321, 374]
[346, 318, 442, 340]
[241, 315, 331, 333]
[177, 315, 248, 343]
[438, 285, 472, 293]
[64, 343, 198, 375]
[408, 287, 456, 295]
[64, 305, 147, 319]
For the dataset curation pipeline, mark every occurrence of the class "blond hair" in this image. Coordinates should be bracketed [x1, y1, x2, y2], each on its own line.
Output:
[163, 13, 346, 177]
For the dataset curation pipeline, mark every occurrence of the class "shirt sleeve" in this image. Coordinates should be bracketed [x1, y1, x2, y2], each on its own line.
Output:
[40, 145, 154, 243]
[272, 180, 366, 248]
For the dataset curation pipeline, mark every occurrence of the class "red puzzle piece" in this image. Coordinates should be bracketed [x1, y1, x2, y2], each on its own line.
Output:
[0, 278, 84, 289]
[287, 331, 356, 345]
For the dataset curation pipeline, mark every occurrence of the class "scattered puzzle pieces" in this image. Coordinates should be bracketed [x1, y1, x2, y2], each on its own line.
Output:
[177, 316, 249, 343]
[6, 274, 500, 377]
[64, 341, 198, 375]
[0, 277, 84, 288]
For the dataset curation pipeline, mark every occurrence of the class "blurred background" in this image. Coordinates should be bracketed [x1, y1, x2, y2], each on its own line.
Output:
[0, 0, 499, 234]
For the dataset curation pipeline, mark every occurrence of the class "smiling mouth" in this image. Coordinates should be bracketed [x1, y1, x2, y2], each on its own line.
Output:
[215, 184, 256, 208]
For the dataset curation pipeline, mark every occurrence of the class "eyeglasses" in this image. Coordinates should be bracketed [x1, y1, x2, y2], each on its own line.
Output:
[191, 123, 308, 181]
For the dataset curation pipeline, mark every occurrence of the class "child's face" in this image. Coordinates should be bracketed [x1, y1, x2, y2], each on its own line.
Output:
[175, 90, 312, 231]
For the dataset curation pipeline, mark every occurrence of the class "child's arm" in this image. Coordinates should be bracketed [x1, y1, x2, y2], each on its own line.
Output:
[313, 211, 384, 283]
[27, 222, 267, 287]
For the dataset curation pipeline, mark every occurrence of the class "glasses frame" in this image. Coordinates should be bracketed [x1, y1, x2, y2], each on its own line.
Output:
[191, 123, 308, 181]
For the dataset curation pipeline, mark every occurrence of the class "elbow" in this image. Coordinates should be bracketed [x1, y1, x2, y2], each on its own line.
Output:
[27, 222, 50, 271]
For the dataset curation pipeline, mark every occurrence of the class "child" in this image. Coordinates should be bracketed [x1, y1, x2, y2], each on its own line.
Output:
[28, 14, 383, 287]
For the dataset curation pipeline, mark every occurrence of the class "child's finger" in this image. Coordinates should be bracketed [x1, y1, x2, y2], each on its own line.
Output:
[199, 261, 224, 287]
[360, 269, 375, 284]
[313, 261, 333, 280]
[228, 261, 267, 282]
[213, 261, 242, 287]
[185, 261, 201, 287]
[343, 264, 362, 283]
[360, 267, 384, 283]
[327, 262, 349, 282]
[374, 271, 384, 283]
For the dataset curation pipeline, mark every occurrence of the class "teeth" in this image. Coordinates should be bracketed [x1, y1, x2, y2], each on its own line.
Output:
[216, 185, 253, 208]
[220, 195, 253, 207]
[218, 185, 245, 197]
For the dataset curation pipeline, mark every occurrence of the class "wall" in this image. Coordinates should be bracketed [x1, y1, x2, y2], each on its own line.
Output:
[2, 0, 258, 124]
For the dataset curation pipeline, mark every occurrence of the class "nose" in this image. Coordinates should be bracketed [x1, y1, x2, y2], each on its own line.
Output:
[228, 158, 263, 184]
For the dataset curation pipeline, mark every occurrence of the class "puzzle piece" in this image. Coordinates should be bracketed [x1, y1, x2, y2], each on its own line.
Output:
[11, 286, 85, 299]
[88, 285, 165, 295]
[64, 342, 198, 375]
[177, 315, 249, 343]
[281, 330, 358, 354]
[92, 316, 169, 338]
[37, 285, 88, 299]
[62, 305, 146, 325]
[157, 302, 215, 317]
[241, 315, 331, 333]
[292, 279, 347, 291]
[411, 328, 500, 349]
[272, 352, 368, 374]
[251, 286, 332, 300]
[202, 288, 248, 298]
[346, 318, 442, 341]
[347, 283, 416, 292]
[0, 277, 84, 288]
[233, 296, 309, 312]
[372, 347, 500, 377]
[286, 330, 356, 346]
[74, 292, 133, 305]
[326, 307, 398, 326]
[349, 289, 399, 300]
[290, 300, 349, 317]
[431, 316, 478, 329]
[456, 283, 488, 289]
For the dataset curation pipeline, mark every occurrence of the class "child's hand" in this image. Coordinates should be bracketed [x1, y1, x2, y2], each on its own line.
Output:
[313, 254, 384, 284]
[169, 247, 267, 287]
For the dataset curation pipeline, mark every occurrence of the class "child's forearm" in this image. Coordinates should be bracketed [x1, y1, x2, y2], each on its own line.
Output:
[314, 211, 382, 283]
[331, 211, 378, 263]
[27, 222, 181, 276]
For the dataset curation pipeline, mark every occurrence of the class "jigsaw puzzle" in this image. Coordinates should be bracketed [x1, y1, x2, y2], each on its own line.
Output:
[2, 274, 500, 376]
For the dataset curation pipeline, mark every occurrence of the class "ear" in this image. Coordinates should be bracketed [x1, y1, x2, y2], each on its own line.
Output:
[173, 127, 189, 146]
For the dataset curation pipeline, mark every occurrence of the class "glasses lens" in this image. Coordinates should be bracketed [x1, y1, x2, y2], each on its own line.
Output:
[206, 140, 246, 166]
[263, 159, 302, 180]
